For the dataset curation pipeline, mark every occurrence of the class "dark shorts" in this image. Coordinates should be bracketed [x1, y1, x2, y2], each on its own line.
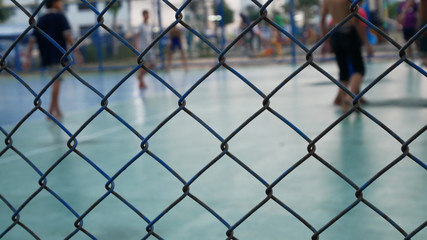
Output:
[170, 37, 182, 51]
[403, 27, 417, 41]
[330, 26, 365, 82]
[419, 21, 427, 56]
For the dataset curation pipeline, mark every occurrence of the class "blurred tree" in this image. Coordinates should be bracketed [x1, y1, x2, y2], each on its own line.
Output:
[282, 0, 318, 24]
[0, 0, 12, 23]
[245, 5, 260, 22]
[387, 2, 400, 19]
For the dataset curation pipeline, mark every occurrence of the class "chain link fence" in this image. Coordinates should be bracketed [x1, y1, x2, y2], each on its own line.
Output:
[1, 0, 426, 239]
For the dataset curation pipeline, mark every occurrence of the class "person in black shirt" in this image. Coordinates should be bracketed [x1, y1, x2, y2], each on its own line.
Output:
[24, 0, 82, 120]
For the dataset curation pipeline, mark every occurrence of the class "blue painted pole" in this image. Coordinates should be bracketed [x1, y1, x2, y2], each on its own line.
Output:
[290, 0, 297, 65]
[218, 0, 226, 50]
[94, 2, 104, 72]
[157, 0, 165, 69]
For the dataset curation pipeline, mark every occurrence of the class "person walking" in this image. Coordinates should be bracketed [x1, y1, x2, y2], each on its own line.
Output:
[24, 0, 83, 120]
[320, 0, 373, 111]
[398, 0, 419, 58]
[134, 10, 156, 89]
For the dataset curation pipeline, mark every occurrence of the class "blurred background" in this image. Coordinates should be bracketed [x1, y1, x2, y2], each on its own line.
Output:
[0, 0, 415, 72]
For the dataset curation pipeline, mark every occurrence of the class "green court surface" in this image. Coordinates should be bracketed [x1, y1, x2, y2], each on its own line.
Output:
[0, 61, 426, 239]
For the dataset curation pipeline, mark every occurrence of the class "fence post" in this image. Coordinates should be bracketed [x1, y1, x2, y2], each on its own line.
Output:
[94, 2, 104, 72]
[157, 0, 166, 70]
[290, 0, 297, 65]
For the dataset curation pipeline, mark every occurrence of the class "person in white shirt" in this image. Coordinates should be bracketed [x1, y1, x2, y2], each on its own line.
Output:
[134, 10, 156, 89]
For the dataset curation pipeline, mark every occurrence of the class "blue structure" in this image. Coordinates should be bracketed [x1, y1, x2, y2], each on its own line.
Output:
[0, 25, 28, 72]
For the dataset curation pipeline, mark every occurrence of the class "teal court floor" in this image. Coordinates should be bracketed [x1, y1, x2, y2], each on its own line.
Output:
[0, 61, 426, 239]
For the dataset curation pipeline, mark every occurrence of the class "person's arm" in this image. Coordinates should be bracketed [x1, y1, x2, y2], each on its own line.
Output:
[23, 37, 36, 71]
[354, 17, 374, 57]
[64, 31, 83, 65]
[133, 27, 140, 50]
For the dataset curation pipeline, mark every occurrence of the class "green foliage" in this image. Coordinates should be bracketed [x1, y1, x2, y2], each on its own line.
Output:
[109, 0, 121, 16]
[387, 2, 400, 19]
[296, 0, 319, 8]
[0, 0, 13, 23]
[245, 5, 260, 21]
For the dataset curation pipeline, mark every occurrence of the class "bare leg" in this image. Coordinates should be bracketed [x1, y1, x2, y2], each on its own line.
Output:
[334, 81, 348, 106]
[180, 49, 188, 71]
[341, 72, 363, 111]
[137, 68, 147, 89]
[49, 81, 62, 119]
[166, 49, 172, 71]
[407, 45, 413, 59]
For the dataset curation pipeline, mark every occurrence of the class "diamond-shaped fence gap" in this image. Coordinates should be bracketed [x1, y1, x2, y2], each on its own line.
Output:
[145, 110, 221, 180]
[314, 116, 403, 186]
[319, 202, 410, 240]
[11, 189, 78, 239]
[183, 68, 264, 136]
[69, 111, 143, 175]
[110, 152, 184, 220]
[149, 196, 227, 239]
[78, 195, 148, 239]
[227, 110, 308, 183]
[189, 153, 267, 224]
[233, 199, 314, 239]
[42, 150, 112, 214]
[361, 155, 427, 233]
[267, 66, 341, 137]
[272, 155, 357, 229]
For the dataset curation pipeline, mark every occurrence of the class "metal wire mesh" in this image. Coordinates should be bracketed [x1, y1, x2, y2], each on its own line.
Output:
[1, 0, 426, 239]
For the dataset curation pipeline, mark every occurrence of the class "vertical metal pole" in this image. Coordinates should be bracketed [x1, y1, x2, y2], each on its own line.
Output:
[127, 0, 131, 31]
[289, 0, 297, 65]
[94, 2, 104, 72]
[218, 0, 226, 50]
[157, 0, 165, 69]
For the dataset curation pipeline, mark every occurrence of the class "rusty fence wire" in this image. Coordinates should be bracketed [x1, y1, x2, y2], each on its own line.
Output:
[1, 0, 426, 239]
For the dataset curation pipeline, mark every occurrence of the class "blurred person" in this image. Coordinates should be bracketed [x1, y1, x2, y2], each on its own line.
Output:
[419, 0, 427, 66]
[398, 0, 419, 58]
[23, 0, 83, 120]
[166, 26, 188, 71]
[320, 0, 373, 111]
[134, 9, 156, 89]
